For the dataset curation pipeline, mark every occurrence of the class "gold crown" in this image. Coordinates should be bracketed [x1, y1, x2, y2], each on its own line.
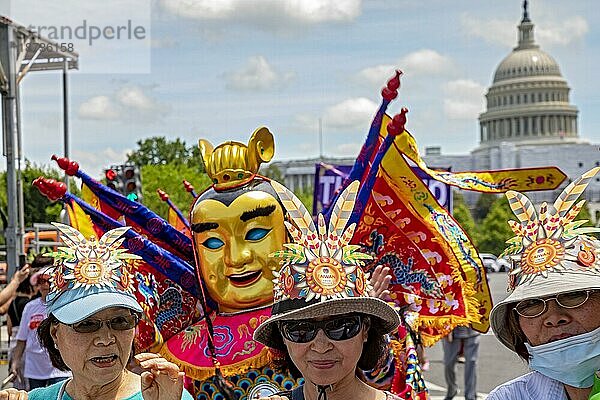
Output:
[199, 127, 275, 190]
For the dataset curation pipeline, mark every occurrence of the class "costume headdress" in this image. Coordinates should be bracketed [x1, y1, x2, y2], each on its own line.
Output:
[45, 222, 143, 324]
[490, 167, 600, 351]
[254, 180, 400, 348]
[199, 126, 274, 190]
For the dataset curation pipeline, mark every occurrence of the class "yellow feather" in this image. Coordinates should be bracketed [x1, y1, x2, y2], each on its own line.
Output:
[328, 181, 360, 239]
[553, 167, 600, 218]
[271, 181, 317, 246]
[505, 191, 538, 226]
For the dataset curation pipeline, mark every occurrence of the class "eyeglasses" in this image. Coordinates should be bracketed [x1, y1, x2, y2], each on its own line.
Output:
[514, 290, 594, 318]
[69, 314, 138, 333]
[279, 315, 364, 343]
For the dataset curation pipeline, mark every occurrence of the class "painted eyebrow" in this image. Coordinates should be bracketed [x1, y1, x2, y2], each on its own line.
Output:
[240, 205, 276, 222]
[191, 222, 219, 233]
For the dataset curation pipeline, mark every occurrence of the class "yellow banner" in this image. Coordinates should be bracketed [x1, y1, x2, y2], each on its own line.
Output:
[386, 114, 567, 193]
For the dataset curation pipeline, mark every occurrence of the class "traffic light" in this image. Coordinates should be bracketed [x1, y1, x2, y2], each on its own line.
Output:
[105, 168, 123, 193]
[122, 165, 142, 202]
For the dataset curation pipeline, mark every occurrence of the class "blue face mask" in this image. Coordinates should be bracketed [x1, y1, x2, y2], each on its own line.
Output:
[525, 325, 600, 388]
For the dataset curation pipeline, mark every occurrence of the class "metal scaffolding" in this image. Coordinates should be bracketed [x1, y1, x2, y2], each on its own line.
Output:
[0, 15, 78, 277]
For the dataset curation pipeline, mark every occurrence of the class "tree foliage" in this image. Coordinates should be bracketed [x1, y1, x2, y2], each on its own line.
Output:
[476, 195, 515, 255]
[0, 161, 67, 244]
[473, 193, 497, 222]
[127, 137, 204, 172]
[140, 164, 211, 219]
[452, 191, 477, 246]
[261, 164, 284, 183]
[294, 186, 314, 213]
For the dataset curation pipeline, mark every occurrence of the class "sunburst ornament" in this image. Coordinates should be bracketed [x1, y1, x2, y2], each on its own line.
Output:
[45, 223, 141, 302]
[501, 167, 600, 289]
[269, 180, 373, 303]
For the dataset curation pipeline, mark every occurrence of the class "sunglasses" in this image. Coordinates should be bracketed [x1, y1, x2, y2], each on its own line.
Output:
[279, 315, 364, 343]
[69, 314, 138, 333]
[514, 290, 594, 318]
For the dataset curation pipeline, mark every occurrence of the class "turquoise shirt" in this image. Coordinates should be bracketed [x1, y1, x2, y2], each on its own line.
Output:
[29, 380, 194, 400]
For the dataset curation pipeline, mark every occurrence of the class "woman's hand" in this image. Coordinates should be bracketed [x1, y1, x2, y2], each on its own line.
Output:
[369, 264, 392, 300]
[0, 389, 27, 400]
[137, 353, 185, 400]
[11, 265, 30, 284]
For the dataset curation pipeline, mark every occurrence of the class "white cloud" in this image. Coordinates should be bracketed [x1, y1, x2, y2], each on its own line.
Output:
[399, 49, 454, 76]
[323, 97, 378, 129]
[354, 64, 396, 87]
[460, 13, 589, 47]
[224, 56, 294, 91]
[354, 49, 454, 87]
[460, 15, 514, 47]
[72, 147, 130, 177]
[332, 142, 362, 156]
[116, 86, 161, 112]
[443, 79, 485, 120]
[78, 85, 168, 122]
[78, 96, 121, 120]
[160, 0, 361, 29]
[537, 16, 588, 46]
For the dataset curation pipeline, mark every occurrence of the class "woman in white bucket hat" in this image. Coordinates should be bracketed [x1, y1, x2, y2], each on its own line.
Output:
[253, 181, 402, 400]
[488, 167, 600, 400]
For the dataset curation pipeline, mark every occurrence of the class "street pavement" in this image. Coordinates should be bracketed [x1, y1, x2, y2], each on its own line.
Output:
[423, 272, 529, 399]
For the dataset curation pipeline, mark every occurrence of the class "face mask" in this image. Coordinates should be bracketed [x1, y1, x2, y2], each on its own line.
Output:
[525, 325, 600, 388]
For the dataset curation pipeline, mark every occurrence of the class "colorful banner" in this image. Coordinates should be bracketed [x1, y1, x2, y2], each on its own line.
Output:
[314, 163, 452, 214]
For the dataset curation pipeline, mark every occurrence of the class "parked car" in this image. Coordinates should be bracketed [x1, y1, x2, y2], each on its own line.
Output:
[479, 253, 510, 273]
[496, 257, 511, 272]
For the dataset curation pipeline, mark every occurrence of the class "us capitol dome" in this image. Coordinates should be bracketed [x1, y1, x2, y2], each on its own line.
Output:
[477, 1, 579, 150]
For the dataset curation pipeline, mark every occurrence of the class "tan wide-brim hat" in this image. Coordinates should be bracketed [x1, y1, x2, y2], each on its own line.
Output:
[490, 242, 600, 352]
[253, 296, 400, 349]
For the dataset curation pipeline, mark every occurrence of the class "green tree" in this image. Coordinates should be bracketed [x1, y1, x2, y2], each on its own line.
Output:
[294, 186, 314, 214]
[477, 196, 515, 255]
[452, 191, 477, 246]
[1, 161, 68, 245]
[473, 193, 498, 222]
[261, 164, 284, 183]
[140, 163, 212, 219]
[577, 202, 594, 227]
[127, 137, 204, 172]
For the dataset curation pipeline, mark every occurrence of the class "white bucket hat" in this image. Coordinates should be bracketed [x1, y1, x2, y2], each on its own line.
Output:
[253, 180, 400, 348]
[490, 167, 600, 352]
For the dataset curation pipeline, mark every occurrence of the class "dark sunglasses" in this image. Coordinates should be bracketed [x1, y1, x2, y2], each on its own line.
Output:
[279, 315, 365, 343]
[69, 314, 138, 333]
[514, 290, 594, 318]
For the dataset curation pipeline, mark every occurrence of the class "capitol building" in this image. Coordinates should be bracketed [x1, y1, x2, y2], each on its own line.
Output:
[272, 2, 600, 218]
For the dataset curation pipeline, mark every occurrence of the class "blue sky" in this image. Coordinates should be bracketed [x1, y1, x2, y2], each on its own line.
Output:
[2, 0, 598, 177]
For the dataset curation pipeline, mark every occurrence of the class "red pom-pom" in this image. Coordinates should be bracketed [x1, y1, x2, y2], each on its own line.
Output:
[51, 155, 79, 175]
[387, 123, 401, 136]
[157, 189, 169, 201]
[381, 87, 398, 101]
[386, 70, 402, 91]
[183, 180, 195, 193]
[32, 176, 67, 201]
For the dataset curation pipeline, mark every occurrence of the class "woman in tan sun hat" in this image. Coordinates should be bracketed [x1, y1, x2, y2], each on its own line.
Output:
[488, 167, 600, 400]
[253, 181, 402, 400]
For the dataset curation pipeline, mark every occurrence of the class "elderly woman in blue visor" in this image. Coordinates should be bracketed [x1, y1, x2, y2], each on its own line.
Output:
[488, 169, 600, 400]
[0, 224, 193, 400]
